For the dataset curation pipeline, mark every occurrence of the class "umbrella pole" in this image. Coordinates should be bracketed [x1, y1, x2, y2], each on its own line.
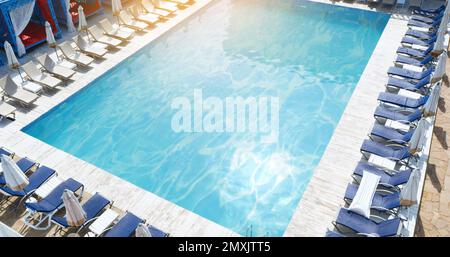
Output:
[85, 29, 90, 41]
[17, 68, 23, 82]
[54, 48, 60, 61]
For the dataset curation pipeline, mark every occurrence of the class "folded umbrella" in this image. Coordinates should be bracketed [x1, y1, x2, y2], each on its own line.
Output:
[62, 189, 87, 227]
[0, 155, 29, 191]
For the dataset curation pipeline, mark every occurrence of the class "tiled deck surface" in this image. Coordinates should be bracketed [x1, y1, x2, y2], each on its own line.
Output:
[415, 60, 450, 237]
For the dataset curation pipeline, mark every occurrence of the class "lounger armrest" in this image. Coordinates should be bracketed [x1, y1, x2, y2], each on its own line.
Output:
[378, 183, 399, 192]
[371, 206, 390, 212]
[385, 143, 406, 149]
[351, 174, 361, 184]
[375, 188, 396, 194]
[369, 214, 387, 222]
[387, 139, 409, 145]
[343, 198, 352, 206]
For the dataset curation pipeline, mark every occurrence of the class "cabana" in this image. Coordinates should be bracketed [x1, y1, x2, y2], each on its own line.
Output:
[52, 0, 103, 30]
[0, 0, 62, 56]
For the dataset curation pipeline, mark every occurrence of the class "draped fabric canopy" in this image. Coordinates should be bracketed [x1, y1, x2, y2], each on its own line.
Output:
[0, 0, 62, 56]
[9, 0, 35, 56]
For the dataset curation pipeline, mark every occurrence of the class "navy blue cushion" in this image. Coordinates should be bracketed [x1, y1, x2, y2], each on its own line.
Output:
[104, 212, 144, 237]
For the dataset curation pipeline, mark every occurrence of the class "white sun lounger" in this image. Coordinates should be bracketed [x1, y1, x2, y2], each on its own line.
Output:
[129, 4, 160, 25]
[34, 54, 76, 81]
[72, 35, 108, 59]
[153, 0, 179, 12]
[21, 61, 63, 90]
[99, 18, 134, 41]
[0, 100, 16, 121]
[58, 42, 94, 67]
[141, 0, 172, 17]
[84, 209, 119, 237]
[88, 25, 123, 48]
[348, 171, 381, 219]
[0, 76, 39, 107]
[118, 10, 149, 31]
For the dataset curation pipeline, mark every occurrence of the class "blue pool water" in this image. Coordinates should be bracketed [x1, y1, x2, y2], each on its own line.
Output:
[23, 0, 389, 236]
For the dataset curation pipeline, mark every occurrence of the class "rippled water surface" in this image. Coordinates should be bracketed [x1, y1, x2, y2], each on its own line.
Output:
[23, 0, 389, 236]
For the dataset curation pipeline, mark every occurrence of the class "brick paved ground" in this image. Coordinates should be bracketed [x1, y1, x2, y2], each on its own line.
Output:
[415, 55, 450, 237]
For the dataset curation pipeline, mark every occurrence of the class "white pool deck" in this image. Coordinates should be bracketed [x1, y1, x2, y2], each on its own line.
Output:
[0, 0, 441, 237]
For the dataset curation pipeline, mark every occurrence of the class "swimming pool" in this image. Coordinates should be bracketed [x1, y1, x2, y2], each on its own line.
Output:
[23, 0, 390, 236]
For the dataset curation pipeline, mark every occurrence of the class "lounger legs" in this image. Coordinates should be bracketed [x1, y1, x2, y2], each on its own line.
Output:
[22, 209, 55, 231]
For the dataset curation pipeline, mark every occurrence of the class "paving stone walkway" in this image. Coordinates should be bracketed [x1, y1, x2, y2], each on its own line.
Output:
[415, 55, 450, 237]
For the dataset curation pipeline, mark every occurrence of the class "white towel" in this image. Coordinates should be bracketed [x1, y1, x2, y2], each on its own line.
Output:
[348, 171, 380, 218]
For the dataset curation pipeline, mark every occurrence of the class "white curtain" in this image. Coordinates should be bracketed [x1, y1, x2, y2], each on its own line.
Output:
[64, 0, 76, 32]
[9, 0, 36, 57]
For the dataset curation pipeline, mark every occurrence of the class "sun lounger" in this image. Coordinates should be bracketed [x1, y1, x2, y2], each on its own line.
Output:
[408, 19, 441, 30]
[405, 28, 437, 40]
[369, 123, 414, 144]
[129, 4, 160, 25]
[374, 106, 422, 124]
[411, 13, 443, 24]
[118, 10, 149, 32]
[84, 209, 119, 237]
[353, 161, 412, 189]
[332, 208, 402, 237]
[103, 211, 144, 237]
[0, 166, 56, 205]
[51, 192, 112, 232]
[0, 100, 16, 121]
[22, 178, 84, 230]
[34, 54, 76, 81]
[386, 75, 430, 92]
[88, 25, 123, 48]
[58, 42, 94, 67]
[99, 19, 134, 41]
[21, 61, 63, 91]
[0, 156, 37, 185]
[387, 66, 433, 81]
[401, 35, 436, 47]
[153, 0, 178, 12]
[147, 225, 169, 237]
[412, 5, 445, 16]
[378, 92, 429, 109]
[141, 0, 172, 17]
[395, 54, 433, 67]
[72, 35, 108, 59]
[344, 183, 401, 213]
[397, 45, 434, 59]
[0, 76, 39, 107]
[360, 139, 413, 164]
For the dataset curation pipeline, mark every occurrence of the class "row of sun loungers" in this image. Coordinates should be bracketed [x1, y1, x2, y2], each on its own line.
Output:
[0, 147, 169, 237]
[326, 3, 448, 237]
[365, 0, 422, 8]
[0, 0, 196, 122]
